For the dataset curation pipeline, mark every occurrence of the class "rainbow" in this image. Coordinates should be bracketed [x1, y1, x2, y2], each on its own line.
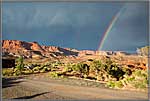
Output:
[97, 6, 126, 51]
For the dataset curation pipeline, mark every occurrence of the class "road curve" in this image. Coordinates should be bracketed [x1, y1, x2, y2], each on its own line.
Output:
[15, 77, 148, 100]
[2, 75, 148, 100]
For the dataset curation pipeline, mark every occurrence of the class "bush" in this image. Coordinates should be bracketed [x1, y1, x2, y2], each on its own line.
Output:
[122, 67, 132, 75]
[63, 64, 73, 72]
[130, 69, 148, 89]
[72, 63, 89, 77]
[90, 60, 103, 79]
[89, 59, 126, 81]
[106, 80, 123, 88]
[49, 72, 63, 78]
[115, 81, 124, 88]
[40, 67, 50, 73]
[103, 60, 125, 81]
[94, 59, 124, 81]
[105, 58, 113, 66]
[40, 69, 46, 73]
[23, 70, 33, 74]
[49, 72, 59, 78]
[51, 61, 62, 67]
[106, 69, 148, 90]
[106, 81, 115, 88]
[90, 60, 102, 72]
[108, 64, 125, 80]
[33, 66, 40, 72]
[13, 72, 21, 76]
[2, 68, 14, 76]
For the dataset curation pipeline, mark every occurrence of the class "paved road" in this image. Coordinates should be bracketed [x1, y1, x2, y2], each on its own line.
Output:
[2, 76, 148, 100]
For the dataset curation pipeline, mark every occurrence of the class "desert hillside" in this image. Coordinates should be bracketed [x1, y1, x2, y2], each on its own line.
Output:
[2, 40, 132, 58]
[2, 40, 147, 69]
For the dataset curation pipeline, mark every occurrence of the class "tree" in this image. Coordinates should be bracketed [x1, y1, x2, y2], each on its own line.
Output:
[15, 56, 24, 74]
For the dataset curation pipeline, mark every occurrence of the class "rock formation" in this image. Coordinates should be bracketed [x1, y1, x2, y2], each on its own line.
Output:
[2, 40, 132, 58]
[2, 40, 146, 70]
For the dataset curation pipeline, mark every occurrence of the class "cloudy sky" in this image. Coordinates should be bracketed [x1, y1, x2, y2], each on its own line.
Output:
[2, 2, 148, 52]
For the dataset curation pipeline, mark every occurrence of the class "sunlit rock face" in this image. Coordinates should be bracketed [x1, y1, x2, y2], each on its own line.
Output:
[2, 40, 79, 58]
[2, 40, 131, 58]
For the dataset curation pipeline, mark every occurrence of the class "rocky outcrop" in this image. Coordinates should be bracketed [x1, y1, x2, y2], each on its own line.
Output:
[42, 46, 59, 52]
[2, 40, 131, 59]
[29, 41, 45, 52]
[77, 50, 126, 56]
[2, 40, 44, 52]
[2, 40, 80, 58]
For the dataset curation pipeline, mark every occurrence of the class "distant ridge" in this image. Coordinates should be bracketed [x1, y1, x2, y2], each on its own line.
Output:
[2, 40, 130, 59]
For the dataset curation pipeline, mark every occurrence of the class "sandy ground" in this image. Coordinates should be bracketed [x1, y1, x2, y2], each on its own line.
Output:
[2, 73, 148, 100]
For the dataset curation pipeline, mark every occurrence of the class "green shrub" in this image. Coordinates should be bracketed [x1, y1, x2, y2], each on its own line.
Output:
[49, 72, 59, 78]
[55, 61, 62, 65]
[115, 81, 123, 88]
[104, 63, 125, 80]
[105, 63, 147, 90]
[40, 69, 46, 73]
[39, 67, 50, 73]
[46, 67, 51, 71]
[132, 69, 147, 78]
[13, 72, 21, 76]
[106, 69, 148, 90]
[33, 66, 40, 72]
[72, 64, 80, 72]
[126, 76, 135, 83]
[90, 60, 103, 78]
[23, 70, 33, 74]
[63, 64, 73, 72]
[88, 59, 133, 82]
[133, 81, 147, 89]
[63, 66, 72, 72]
[106, 80, 123, 88]
[51, 61, 62, 67]
[106, 81, 115, 88]
[90, 60, 102, 72]
[105, 58, 113, 66]
[89, 59, 126, 81]
[122, 67, 132, 75]
[72, 63, 89, 77]
[49, 72, 63, 78]
[2, 68, 14, 76]
[131, 70, 148, 89]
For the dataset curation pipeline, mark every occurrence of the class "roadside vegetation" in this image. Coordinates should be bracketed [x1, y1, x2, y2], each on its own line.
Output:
[2, 56, 148, 91]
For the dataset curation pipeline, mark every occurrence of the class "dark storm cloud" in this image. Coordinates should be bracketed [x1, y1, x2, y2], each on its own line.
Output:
[102, 2, 148, 52]
[2, 2, 148, 52]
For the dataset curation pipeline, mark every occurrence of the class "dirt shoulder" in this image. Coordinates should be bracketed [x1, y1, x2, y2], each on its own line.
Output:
[2, 74, 148, 100]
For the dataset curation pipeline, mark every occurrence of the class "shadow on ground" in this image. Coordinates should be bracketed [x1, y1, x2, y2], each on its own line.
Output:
[13, 92, 49, 99]
[2, 77, 24, 88]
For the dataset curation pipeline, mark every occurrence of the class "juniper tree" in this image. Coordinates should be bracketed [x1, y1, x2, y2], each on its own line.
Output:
[15, 56, 24, 74]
